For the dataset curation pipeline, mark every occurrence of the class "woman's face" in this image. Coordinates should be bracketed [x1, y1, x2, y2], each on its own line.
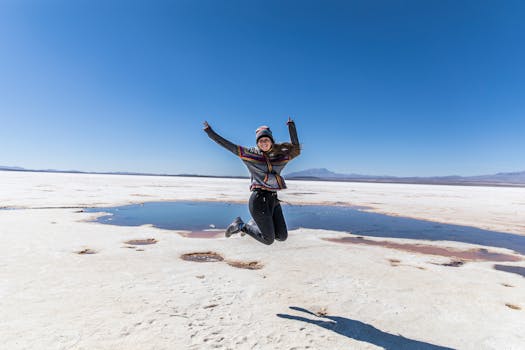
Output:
[257, 137, 273, 152]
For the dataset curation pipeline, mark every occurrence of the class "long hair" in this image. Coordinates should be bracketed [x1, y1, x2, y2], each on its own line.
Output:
[269, 142, 301, 159]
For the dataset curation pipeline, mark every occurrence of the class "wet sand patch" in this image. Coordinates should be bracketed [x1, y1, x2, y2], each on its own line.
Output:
[180, 252, 263, 270]
[388, 259, 401, 266]
[387, 258, 426, 270]
[76, 248, 97, 255]
[505, 303, 521, 310]
[494, 264, 525, 278]
[439, 260, 465, 267]
[324, 236, 521, 262]
[226, 260, 263, 270]
[124, 238, 157, 245]
[180, 252, 224, 262]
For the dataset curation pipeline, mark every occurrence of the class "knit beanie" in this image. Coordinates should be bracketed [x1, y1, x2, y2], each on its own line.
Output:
[255, 125, 274, 143]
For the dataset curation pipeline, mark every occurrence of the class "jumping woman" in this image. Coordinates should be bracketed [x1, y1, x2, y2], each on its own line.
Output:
[203, 118, 301, 245]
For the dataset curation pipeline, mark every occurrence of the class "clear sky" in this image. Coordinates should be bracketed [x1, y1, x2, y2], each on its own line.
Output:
[1, 0, 524, 177]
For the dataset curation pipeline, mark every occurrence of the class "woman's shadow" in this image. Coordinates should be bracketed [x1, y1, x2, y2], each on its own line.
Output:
[277, 307, 455, 350]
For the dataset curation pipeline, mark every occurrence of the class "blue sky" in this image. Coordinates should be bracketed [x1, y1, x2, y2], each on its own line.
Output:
[1, 0, 524, 177]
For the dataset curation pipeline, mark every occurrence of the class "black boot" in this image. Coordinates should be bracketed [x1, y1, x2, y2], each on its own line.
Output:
[225, 216, 245, 237]
[241, 218, 256, 237]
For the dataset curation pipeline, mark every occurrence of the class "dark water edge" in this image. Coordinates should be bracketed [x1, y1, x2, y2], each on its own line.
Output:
[494, 265, 525, 277]
[85, 201, 525, 255]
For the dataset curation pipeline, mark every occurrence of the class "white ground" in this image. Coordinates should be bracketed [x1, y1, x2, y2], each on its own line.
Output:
[0, 171, 524, 350]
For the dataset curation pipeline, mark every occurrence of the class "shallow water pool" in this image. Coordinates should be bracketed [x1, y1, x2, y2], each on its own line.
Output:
[85, 201, 525, 255]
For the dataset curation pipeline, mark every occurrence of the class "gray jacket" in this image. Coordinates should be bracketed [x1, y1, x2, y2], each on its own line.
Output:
[204, 121, 300, 191]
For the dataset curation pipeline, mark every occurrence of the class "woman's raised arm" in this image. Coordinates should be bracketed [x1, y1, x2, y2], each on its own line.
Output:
[287, 117, 299, 146]
[203, 121, 239, 155]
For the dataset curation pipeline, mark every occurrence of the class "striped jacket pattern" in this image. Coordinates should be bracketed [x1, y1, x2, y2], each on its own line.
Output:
[204, 121, 300, 191]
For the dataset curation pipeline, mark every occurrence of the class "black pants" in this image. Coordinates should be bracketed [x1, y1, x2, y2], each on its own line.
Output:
[243, 190, 288, 245]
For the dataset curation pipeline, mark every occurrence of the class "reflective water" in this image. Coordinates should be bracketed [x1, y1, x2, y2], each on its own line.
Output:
[494, 264, 525, 277]
[86, 201, 525, 255]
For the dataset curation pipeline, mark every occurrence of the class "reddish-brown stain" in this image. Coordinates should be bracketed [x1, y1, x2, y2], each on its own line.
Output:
[324, 237, 521, 262]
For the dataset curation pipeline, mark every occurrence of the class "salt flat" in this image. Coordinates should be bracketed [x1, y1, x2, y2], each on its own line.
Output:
[0, 171, 523, 349]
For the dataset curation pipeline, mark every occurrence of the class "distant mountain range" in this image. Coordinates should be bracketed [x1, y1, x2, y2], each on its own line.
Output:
[285, 168, 525, 187]
[1, 165, 524, 187]
[0, 165, 244, 179]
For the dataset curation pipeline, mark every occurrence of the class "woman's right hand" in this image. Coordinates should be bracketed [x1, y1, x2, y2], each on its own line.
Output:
[203, 121, 210, 129]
